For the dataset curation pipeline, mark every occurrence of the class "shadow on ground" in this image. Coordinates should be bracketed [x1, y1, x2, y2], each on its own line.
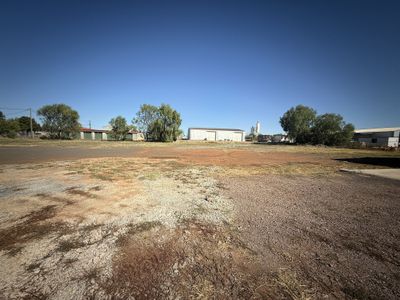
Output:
[335, 157, 400, 168]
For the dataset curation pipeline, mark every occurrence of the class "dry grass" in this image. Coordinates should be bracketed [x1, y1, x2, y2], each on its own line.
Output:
[1, 137, 398, 158]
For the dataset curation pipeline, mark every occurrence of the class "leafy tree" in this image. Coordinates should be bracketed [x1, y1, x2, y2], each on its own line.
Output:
[0, 111, 5, 121]
[133, 104, 158, 141]
[0, 118, 20, 138]
[18, 116, 41, 135]
[280, 105, 316, 143]
[37, 104, 80, 139]
[109, 116, 131, 141]
[311, 114, 355, 146]
[147, 104, 182, 142]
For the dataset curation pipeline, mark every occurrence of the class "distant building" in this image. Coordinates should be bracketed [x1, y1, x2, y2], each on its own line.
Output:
[271, 134, 291, 143]
[353, 127, 399, 147]
[188, 127, 245, 142]
[79, 128, 144, 141]
[257, 134, 272, 143]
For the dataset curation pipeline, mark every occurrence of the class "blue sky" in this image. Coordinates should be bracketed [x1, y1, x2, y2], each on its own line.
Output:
[1, 0, 399, 134]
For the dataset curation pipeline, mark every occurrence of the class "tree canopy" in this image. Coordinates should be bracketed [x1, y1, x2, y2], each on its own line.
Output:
[18, 116, 41, 134]
[0, 117, 20, 138]
[311, 114, 355, 146]
[133, 104, 158, 141]
[280, 105, 316, 143]
[134, 104, 182, 142]
[109, 116, 131, 141]
[280, 105, 354, 146]
[37, 104, 80, 139]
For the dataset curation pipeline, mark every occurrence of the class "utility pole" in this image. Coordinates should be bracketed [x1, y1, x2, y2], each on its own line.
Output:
[29, 108, 33, 138]
[89, 120, 92, 129]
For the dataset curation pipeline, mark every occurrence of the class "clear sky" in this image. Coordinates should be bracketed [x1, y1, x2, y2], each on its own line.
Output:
[1, 0, 399, 134]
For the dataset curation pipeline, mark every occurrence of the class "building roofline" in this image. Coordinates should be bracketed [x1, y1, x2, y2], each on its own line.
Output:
[80, 128, 142, 134]
[355, 127, 400, 133]
[189, 127, 245, 132]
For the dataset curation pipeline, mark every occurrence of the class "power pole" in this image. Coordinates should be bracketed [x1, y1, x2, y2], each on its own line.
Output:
[29, 108, 33, 138]
[89, 120, 92, 129]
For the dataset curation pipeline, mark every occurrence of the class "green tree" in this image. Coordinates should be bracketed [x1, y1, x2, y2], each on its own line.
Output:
[133, 104, 158, 141]
[18, 116, 41, 135]
[109, 116, 131, 141]
[0, 118, 20, 138]
[147, 104, 182, 142]
[0, 111, 5, 121]
[280, 105, 317, 143]
[311, 113, 355, 146]
[37, 104, 80, 139]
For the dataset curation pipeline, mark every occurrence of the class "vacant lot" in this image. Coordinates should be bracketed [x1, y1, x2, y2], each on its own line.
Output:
[0, 140, 399, 299]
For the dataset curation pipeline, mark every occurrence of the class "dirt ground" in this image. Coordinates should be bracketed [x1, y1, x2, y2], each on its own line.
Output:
[221, 174, 400, 299]
[0, 141, 399, 299]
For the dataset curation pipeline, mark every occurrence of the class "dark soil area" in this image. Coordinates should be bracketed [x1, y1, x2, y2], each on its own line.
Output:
[221, 173, 400, 299]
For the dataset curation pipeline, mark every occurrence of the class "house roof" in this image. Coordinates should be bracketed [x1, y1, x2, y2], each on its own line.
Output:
[355, 127, 400, 133]
[189, 127, 245, 132]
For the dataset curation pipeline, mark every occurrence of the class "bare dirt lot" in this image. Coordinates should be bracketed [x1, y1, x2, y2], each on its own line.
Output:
[0, 140, 399, 299]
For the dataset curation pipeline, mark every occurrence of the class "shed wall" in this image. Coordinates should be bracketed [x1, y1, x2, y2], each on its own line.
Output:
[189, 129, 244, 141]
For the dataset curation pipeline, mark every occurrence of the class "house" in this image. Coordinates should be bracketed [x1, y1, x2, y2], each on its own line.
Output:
[79, 128, 144, 141]
[188, 128, 245, 142]
[353, 127, 400, 147]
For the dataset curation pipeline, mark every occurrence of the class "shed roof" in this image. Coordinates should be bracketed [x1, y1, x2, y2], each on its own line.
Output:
[80, 127, 108, 133]
[355, 127, 400, 133]
[80, 127, 141, 134]
[189, 127, 244, 132]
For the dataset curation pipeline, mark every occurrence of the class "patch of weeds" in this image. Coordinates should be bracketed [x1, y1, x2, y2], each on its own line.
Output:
[64, 258, 79, 266]
[93, 173, 113, 181]
[194, 204, 208, 215]
[99, 219, 259, 299]
[79, 266, 102, 283]
[125, 221, 162, 237]
[21, 205, 58, 222]
[56, 239, 86, 252]
[21, 290, 50, 300]
[64, 171, 78, 175]
[142, 172, 161, 180]
[6, 245, 24, 257]
[342, 285, 372, 300]
[273, 269, 311, 300]
[81, 223, 102, 232]
[89, 185, 102, 191]
[0, 205, 68, 254]
[65, 187, 96, 198]
[12, 186, 27, 192]
[26, 262, 41, 272]
[35, 193, 74, 205]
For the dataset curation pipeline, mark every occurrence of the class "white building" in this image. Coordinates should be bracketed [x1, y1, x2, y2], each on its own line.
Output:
[188, 127, 245, 142]
[354, 127, 399, 147]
